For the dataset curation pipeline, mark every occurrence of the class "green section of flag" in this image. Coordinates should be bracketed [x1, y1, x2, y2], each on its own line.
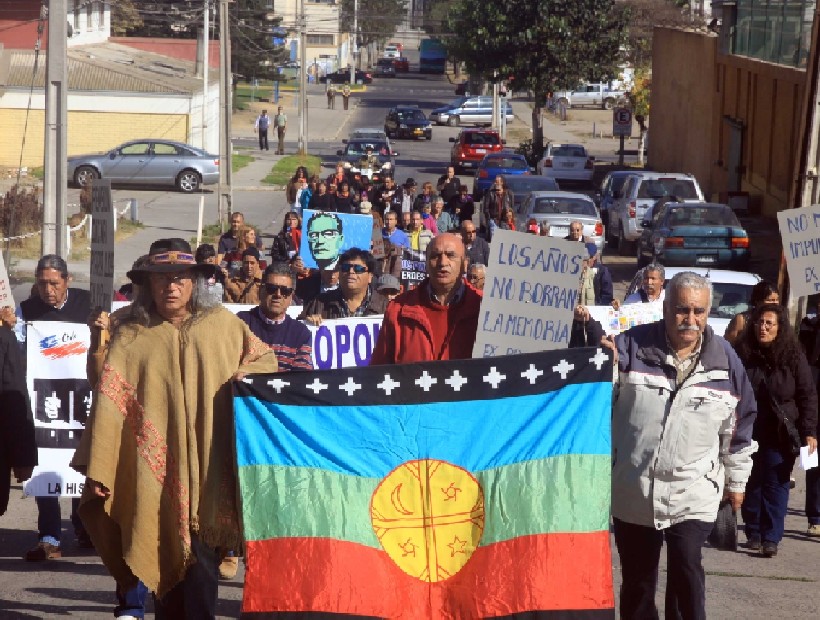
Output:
[238, 454, 610, 545]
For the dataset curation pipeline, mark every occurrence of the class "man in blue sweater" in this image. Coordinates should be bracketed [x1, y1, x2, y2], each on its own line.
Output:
[237, 262, 313, 371]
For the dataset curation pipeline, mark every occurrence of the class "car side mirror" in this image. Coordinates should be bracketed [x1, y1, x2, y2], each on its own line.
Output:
[110, 152, 118, 159]
[336, 150, 344, 156]
[449, 137, 456, 143]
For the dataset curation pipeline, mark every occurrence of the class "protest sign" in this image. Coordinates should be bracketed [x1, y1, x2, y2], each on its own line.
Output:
[300, 210, 374, 270]
[777, 203, 820, 297]
[309, 316, 381, 369]
[400, 248, 426, 291]
[586, 300, 664, 335]
[0, 250, 12, 310]
[23, 322, 91, 497]
[473, 230, 586, 358]
[90, 179, 115, 312]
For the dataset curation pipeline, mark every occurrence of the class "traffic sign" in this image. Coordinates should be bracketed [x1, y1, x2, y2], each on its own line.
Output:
[613, 107, 632, 137]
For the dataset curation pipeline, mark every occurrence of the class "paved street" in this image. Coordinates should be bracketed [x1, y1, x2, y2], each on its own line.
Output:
[1, 69, 817, 618]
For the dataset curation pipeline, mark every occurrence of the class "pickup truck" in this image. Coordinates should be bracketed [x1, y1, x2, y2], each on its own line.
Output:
[553, 82, 627, 110]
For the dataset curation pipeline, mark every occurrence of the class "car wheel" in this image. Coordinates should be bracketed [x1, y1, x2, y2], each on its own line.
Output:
[176, 170, 201, 193]
[74, 165, 99, 188]
[446, 116, 459, 127]
[603, 98, 615, 110]
[617, 225, 634, 256]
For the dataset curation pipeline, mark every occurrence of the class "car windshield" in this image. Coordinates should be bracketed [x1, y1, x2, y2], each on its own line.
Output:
[711, 283, 754, 318]
[398, 109, 425, 120]
[465, 132, 500, 145]
[665, 206, 740, 226]
[638, 178, 699, 199]
[553, 146, 587, 158]
[347, 141, 389, 156]
[483, 157, 527, 170]
[532, 197, 596, 216]
[505, 178, 559, 194]
[606, 175, 628, 195]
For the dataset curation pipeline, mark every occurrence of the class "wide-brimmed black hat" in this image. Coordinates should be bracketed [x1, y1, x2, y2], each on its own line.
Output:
[127, 238, 217, 284]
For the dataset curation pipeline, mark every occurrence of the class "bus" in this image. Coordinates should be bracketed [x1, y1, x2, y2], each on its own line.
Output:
[419, 38, 446, 74]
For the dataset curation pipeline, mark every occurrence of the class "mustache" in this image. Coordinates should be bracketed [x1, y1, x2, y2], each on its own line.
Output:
[677, 325, 700, 332]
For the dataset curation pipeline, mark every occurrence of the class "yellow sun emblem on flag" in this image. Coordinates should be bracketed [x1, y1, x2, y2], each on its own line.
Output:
[370, 459, 485, 582]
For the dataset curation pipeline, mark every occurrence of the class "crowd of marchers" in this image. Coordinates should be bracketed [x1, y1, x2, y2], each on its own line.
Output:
[0, 161, 818, 620]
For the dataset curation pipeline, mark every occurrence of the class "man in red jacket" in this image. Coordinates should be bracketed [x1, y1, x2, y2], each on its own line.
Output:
[370, 233, 481, 364]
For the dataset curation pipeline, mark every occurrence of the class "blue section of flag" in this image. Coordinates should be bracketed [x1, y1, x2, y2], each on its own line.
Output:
[39, 335, 58, 350]
[234, 381, 611, 477]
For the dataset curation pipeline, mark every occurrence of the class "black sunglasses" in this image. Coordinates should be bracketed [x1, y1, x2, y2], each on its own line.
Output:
[264, 283, 294, 296]
[339, 263, 369, 274]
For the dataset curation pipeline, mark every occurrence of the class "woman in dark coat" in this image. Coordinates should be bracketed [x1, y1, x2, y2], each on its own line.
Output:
[733, 303, 818, 557]
[0, 325, 37, 515]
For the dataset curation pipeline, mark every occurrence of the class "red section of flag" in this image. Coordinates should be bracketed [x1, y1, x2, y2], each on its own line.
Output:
[42, 341, 88, 359]
[242, 532, 614, 618]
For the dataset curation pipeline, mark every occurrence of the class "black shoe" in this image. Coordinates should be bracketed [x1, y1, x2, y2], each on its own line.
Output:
[747, 536, 761, 551]
[761, 541, 778, 557]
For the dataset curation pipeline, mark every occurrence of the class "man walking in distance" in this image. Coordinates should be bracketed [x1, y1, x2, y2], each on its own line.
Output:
[371, 233, 481, 364]
[342, 83, 351, 110]
[273, 106, 287, 155]
[254, 109, 270, 151]
[611, 271, 757, 620]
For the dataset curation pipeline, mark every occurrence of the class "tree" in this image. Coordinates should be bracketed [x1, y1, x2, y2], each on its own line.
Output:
[110, 0, 143, 36]
[618, 0, 693, 67]
[627, 67, 651, 165]
[339, 0, 406, 65]
[446, 0, 629, 152]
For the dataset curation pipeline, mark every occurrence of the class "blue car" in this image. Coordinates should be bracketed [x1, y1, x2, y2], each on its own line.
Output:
[472, 152, 530, 200]
[637, 202, 751, 269]
[596, 170, 632, 229]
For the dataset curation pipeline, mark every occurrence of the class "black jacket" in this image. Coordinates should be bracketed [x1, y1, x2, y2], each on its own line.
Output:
[308, 193, 336, 212]
[299, 287, 388, 320]
[0, 327, 37, 515]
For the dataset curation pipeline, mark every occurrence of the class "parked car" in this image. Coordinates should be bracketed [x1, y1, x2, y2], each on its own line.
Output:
[552, 81, 627, 110]
[374, 58, 396, 77]
[383, 44, 400, 59]
[449, 128, 504, 172]
[67, 139, 219, 193]
[472, 152, 530, 200]
[384, 106, 433, 140]
[430, 96, 514, 127]
[636, 202, 750, 269]
[626, 267, 761, 334]
[336, 139, 398, 171]
[536, 143, 595, 185]
[596, 170, 633, 229]
[608, 171, 704, 255]
[321, 70, 372, 84]
[393, 57, 410, 72]
[501, 175, 560, 212]
[516, 191, 604, 254]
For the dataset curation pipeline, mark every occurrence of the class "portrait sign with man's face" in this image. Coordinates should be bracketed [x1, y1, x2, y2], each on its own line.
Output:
[300, 209, 374, 270]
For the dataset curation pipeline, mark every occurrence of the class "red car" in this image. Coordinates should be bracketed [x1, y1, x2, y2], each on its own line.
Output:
[393, 57, 410, 73]
[449, 128, 505, 173]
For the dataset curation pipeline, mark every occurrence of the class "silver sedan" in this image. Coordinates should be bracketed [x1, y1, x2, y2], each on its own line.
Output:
[67, 139, 220, 193]
[516, 191, 605, 254]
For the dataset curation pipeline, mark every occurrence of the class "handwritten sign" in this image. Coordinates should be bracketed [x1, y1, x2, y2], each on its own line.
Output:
[777, 204, 820, 297]
[473, 230, 586, 358]
[90, 179, 115, 311]
[586, 300, 664, 335]
[0, 250, 12, 310]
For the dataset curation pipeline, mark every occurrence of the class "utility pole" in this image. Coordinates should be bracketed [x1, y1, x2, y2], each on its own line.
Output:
[218, 0, 233, 226]
[42, 0, 68, 257]
[491, 69, 499, 131]
[200, 0, 210, 151]
[351, 0, 358, 79]
[297, 0, 307, 155]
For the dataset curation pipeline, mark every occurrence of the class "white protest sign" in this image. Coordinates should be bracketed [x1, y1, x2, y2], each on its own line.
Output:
[473, 230, 586, 357]
[586, 300, 664, 335]
[24, 322, 92, 497]
[90, 179, 115, 311]
[777, 203, 820, 298]
[0, 250, 13, 310]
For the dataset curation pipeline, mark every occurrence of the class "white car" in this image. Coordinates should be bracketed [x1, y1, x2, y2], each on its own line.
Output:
[625, 267, 762, 334]
[383, 45, 400, 59]
[536, 143, 595, 184]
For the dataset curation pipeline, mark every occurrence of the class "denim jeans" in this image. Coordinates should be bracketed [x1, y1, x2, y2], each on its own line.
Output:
[613, 517, 713, 620]
[153, 536, 218, 619]
[115, 581, 148, 618]
[742, 445, 794, 543]
[36, 496, 83, 543]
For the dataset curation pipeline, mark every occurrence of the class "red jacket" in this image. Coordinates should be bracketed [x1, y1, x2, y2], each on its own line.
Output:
[370, 279, 482, 365]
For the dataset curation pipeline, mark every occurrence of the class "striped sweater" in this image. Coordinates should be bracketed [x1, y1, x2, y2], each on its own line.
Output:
[237, 307, 313, 372]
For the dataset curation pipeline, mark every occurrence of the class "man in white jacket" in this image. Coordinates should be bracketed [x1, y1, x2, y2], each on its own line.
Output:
[612, 271, 758, 620]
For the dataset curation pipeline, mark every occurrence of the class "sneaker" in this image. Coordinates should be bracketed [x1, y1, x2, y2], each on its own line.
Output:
[25, 541, 62, 561]
[807, 524, 820, 537]
[746, 536, 761, 551]
[761, 541, 778, 557]
[218, 556, 239, 580]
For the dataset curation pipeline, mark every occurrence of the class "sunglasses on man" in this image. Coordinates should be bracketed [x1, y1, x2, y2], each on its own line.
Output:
[264, 283, 294, 296]
[339, 263, 369, 274]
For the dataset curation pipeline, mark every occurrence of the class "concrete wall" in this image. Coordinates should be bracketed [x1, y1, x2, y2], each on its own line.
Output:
[649, 28, 718, 197]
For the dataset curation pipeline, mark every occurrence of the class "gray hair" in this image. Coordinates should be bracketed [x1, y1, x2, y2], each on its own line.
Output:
[35, 254, 69, 279]
[120, 273, 220, 329]
[469, 263, 486, 274]
[263, 261, 296, 286]
[665, 271, 713, 308]
[644, 262, 666, 282]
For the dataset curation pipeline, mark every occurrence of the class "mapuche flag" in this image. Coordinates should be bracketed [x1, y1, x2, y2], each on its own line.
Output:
[234, 348, 615, 619]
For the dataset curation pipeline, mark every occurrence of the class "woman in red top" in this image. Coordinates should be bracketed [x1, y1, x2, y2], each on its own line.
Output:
[499, 207, 516, 231]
